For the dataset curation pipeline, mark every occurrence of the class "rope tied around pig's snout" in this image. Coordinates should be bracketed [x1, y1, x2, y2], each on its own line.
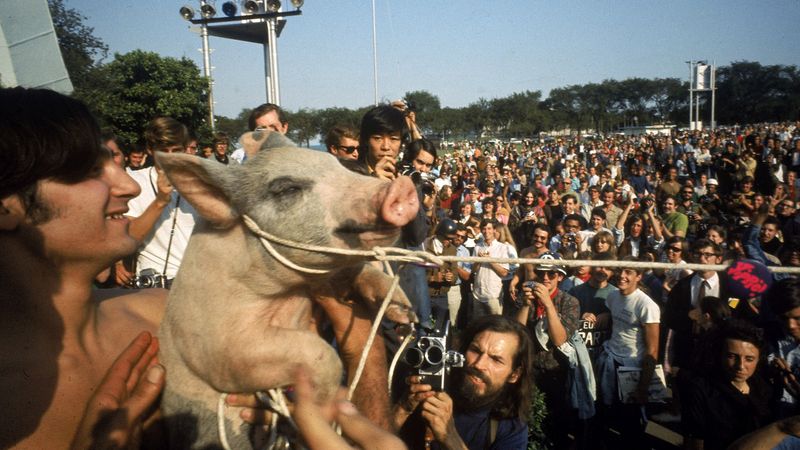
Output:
[242, 214, 446, 272]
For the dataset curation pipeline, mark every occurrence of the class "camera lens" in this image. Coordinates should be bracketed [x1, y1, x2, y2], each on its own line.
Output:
[404, 348, 424, 368]
[425, 345, 444, 366]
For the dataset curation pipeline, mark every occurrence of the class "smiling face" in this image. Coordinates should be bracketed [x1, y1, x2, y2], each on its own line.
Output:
[33, 157, 140, 268]
[617, 268, 642, 295]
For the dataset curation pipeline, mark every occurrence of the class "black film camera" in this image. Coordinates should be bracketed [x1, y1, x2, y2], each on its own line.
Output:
[403, 321, 464, 391]
[130, 268, 168, 289]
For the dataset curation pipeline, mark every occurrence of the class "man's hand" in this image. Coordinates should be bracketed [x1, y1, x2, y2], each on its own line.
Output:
[291, 366, 407, 450]
[772, 358, 800, 398]
[374, 158, 397, 181]
[421, 392, 465, 449]
[71, 332, 164, 450]
[581, 312, 597, 323]
[399, 375, 435, 413]
[154, 167, 173, 205]
[114, 260, 134, 286]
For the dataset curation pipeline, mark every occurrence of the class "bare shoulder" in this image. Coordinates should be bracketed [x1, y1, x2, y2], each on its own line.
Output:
[94, 288, 167, 334]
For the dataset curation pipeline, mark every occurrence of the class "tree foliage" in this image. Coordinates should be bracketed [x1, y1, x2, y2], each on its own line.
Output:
[48, 0, 108, 96]
[87, 51, 210, 145]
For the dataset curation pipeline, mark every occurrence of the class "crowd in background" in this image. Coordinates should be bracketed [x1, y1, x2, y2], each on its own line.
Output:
[101, 107, 800, 449]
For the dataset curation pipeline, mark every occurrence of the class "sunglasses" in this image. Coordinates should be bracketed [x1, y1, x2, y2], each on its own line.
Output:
[666, 246, 682, 252]
[536, 270, 560, 279]
[338, 145, 359, 154]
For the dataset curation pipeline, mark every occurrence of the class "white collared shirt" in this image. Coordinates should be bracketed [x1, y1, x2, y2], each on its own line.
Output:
[690, 273, 720, 307]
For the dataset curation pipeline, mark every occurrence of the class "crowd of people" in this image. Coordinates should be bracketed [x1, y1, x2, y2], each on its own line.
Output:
[4, 83, 800, 449]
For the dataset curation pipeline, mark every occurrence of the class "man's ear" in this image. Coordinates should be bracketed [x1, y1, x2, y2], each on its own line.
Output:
[0, 196, 26, 231]
[508, 366, 521, 384]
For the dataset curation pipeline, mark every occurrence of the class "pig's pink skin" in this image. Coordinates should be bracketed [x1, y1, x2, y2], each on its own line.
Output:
[154, 135, 418, 449]
[381, 176, 419, 227]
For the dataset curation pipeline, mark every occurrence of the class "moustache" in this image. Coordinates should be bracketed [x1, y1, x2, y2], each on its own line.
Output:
[463, 366, 491, 385]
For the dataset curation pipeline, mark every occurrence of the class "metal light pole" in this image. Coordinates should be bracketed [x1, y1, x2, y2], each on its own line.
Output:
[686, 60, 694, 130]
[180, 1, 303, 109]
[200, 23, 215, 131]
[265, 16, 280, 104]
[371, 0, 378, 106]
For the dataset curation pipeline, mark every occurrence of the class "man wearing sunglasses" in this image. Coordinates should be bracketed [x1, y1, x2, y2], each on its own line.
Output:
[514, 252, 580, 448]
[324, 125, 360, 161]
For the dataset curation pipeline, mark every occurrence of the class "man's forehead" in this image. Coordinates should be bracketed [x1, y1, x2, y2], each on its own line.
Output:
[472, 330, 519, 357]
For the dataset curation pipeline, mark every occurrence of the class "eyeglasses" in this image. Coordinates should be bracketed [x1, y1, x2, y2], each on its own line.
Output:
[695, 251, 719, 258]
[666, 246, 682, 252]
[536, 270, 560, 279]
[338, 145, 359, 154]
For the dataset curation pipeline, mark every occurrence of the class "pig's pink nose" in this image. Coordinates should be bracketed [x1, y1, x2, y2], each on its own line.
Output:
[381, 176, 419, 227]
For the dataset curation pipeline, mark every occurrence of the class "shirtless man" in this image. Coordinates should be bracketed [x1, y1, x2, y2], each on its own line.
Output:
[0, 88, 406, 449]
[0, 87, 167, 448]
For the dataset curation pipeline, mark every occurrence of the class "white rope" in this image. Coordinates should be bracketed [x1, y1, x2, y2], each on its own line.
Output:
[241, 214, 800, 274]
[347, 270, 402, 401]
[217, 394, 233, 450]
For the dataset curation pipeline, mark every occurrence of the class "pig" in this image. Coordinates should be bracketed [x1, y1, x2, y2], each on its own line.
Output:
[156, 131, 419, 449]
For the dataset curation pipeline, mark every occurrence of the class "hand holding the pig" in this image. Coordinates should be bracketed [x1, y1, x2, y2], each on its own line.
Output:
[291, 366, 406, 450]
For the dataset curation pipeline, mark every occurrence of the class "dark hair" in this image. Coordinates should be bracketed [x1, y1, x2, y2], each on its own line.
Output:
[248, 103, 286, 131]
[690, 238, 721, 256]
[0, 87, 104, 208]
[324, 125, 359, 151]
[457, 315, 533, 419]
[479, 218, 497, 229]
[712, 319, 766, 371]
[699, 296, 732, 326]
[143, 117, 189, 152]
[403, 138, 438, 165]
[563, 213, 583, 226]
[212, 131, 229, 146]
[766, 278, 800, 317]
[531, 223, 550, 239]
[707, 224, 727, 241]
[357, 105, 407, 163]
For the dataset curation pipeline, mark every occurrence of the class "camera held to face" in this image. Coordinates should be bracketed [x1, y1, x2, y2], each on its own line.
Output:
[402, 321, 464, 391]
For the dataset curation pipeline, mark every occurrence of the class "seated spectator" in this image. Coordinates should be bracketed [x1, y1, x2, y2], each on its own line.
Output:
[682, 320, 773, 450]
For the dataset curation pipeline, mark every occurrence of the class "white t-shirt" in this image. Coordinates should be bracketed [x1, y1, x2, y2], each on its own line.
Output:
[127, 167, 199, 279]
[605, 288, 660, 360]
[472, 239, 510, 302]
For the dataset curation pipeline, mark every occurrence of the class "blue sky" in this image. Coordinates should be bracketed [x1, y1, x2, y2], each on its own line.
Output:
[66, 0, 800, 118]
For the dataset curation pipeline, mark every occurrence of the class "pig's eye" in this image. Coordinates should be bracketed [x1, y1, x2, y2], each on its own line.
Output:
[267, 177, 311, 198]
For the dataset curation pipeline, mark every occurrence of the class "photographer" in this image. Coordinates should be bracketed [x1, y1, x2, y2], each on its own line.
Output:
[514, 253, 581, 448]
[393, 315, 532, 450]
[126, 117, 199, 288]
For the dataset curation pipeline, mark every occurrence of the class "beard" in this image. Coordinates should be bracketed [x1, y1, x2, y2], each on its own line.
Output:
[451, 366, 507, 412]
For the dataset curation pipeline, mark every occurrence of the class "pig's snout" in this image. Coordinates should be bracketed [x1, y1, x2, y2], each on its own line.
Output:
[381, 176, 419, 227]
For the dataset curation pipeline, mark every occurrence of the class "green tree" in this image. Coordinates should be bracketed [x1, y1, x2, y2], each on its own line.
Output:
[716, 61, 800, 124]
[285, 108, 320, 147]
[87, 50, 210, 145]
[48, 0, 108, 96]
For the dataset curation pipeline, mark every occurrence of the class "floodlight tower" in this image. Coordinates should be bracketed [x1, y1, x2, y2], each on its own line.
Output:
[179, 0, 304, 124]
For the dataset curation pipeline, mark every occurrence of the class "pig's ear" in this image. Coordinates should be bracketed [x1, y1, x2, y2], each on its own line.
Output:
[155, 153, 240, 228]
[239, 130, 297, 160]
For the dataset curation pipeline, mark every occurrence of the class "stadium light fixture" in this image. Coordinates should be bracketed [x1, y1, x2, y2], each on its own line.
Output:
[179, 5, 195, 20]
[221, 1, 238, 17]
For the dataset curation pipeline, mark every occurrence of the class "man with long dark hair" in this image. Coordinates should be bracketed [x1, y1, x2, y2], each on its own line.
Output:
[393, 315, 533, 449]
